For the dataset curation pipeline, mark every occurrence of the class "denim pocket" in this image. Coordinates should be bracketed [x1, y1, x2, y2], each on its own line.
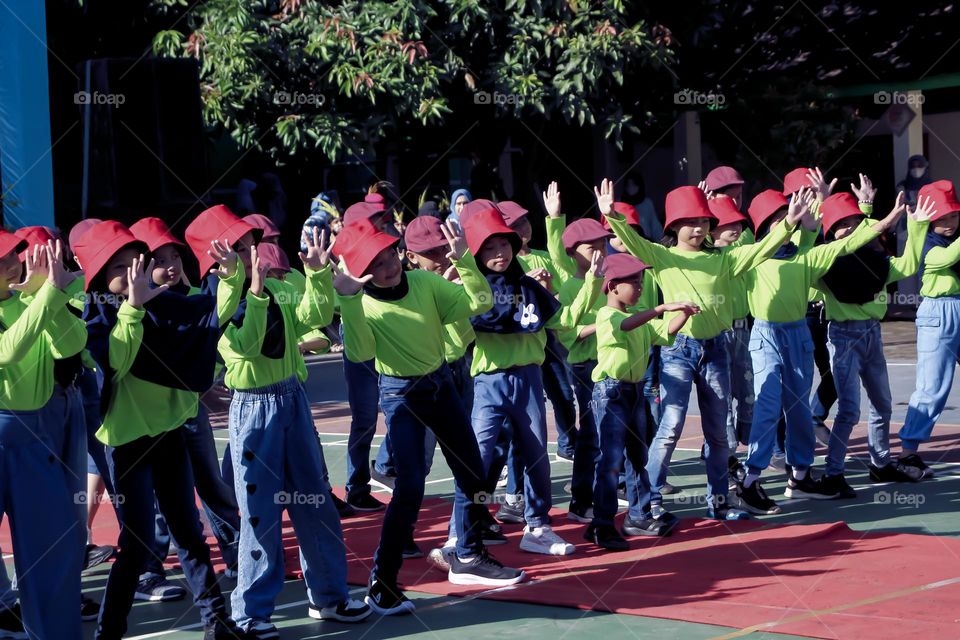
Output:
[916, 316, 942, 353]
[748, 338, 765, 372]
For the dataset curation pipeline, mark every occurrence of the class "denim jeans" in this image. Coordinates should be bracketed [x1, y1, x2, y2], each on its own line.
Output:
[472, 365, 553, 527]
[592, 379, 654, 527]
[642, 345, 662, 444]
[808, 306, 837, 424]
[825, 320, 892, 474]
[569, 360, 600, 507]
[78, 366, 114, 495]
[542, 331, 578, 457]
[342, 324, 381, 501]
[376, 365, 487, 581]
[647, 334, 731, 508]
[900, 296, 960, 451]
[726, 322, 754, 448]
[745, 319, 816, 474]
[0, 409, 83, 640]
[98, 428, 227, 639]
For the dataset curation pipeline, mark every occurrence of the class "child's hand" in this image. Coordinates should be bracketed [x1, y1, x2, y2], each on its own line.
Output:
[442, 264, 462, 283]
[331, 257, 373, 296]
[593, 178, 614, 216]
[588, 249, 605, 278]
[851, 173, 876, 204]
[697, 180, 716, 199]
[908, 193, 935, 223]
[44, 240, 74, 292]
[542, 181, 561, 218]
[806, 167, 837, 202]
[785, 186, 814, 227]
[209, 239, 240, 279]
[299, 226, 331, 270]
[127, 254, 168, 308]
[249, 245, 267, 297]
[872, 191, 907, 233]
[526, 268, 552, 289]
[441, 219, 468, 261]
[658, 301, 700, 316]
[11, 244, 49, 295]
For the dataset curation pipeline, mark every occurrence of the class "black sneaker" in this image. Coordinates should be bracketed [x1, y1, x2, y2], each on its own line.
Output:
[331, 494, 356, 518]
[556, 449, 575, 461]
[80, 595, 100, 621]
[870, 462, 923, 483]
[621, 516, 671, 537]
[240, 620, 278, 639]
[584, 524, 629, 551]
[735, 480, 781, 515]
[402, 538, 423, 559]
[448, 550, 525, 586]
[134, 575, 186, 601]
[898, 454, 935, 480]
[495, 501, 525, 524]
[814, 474, 857, 499]
[784, 472, 838, 500]
[365, 579, 415, 616]
[728, 456, 746, 483]
[567, 501, 594, 524]
[307, 598, 372, 623]
[203, 618, 247, 640]
[348, 493, 386, 512]
[0, 603, 26, 639]
[649, 504, 681, 534]
[481, 526, 508, 546]
[84, 543, 115, 571]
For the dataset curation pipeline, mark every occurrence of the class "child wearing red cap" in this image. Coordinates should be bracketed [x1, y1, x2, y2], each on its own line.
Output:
[812, 191, 934, 495]
[464, 203, 602, 556]
[899, 180, 960, 476]
[332, 217, 523, 613]
[587, 253, 699, 549]
[735, 188, 906, 515]
[597, 178, 802, 521]
[0, 232, 86, 639]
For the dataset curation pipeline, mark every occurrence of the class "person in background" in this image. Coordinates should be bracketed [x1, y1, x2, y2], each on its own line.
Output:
[448, 189, 472, 231]
[623, 173, 661, 242]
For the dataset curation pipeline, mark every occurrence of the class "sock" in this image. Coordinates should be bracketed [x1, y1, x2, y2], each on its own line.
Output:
[505, 493, 522, 506]
[744, 472, 760, 488]
[793, 468, 808, 480]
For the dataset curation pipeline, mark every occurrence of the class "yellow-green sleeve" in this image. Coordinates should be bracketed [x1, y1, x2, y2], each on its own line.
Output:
[220, 292, 268, 359]
[725, 219, 797, 277]
[336, 292, 376, 363]
[0, 283, 67, 366]
[434, 252, 494, 323]
[887, 215, 929, 283]
[545, 216, 577, 277]
[798, 227, 819, 251]
[45, 303, 87, 360]
[108, 302, 145, 382]
[921, 234, 960, 272]
[806, 220, 880, 280]
[216, 262, 246, 326]
[605, 212, 674, 267]
[293, 265, 334, 336]
[548, 272, 602, 330]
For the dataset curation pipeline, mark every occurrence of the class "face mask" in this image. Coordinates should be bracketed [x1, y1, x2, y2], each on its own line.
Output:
[911, 168, 926, 179]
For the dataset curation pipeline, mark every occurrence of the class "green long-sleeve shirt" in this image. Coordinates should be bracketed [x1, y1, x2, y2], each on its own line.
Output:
[0, 283, 86, 411]
[517, 248, 565, 289]
[545, 216, 578, 279]
[557, 276, 605, 364]
[606, 212, 796, 339]
[920, 232, 960, 298]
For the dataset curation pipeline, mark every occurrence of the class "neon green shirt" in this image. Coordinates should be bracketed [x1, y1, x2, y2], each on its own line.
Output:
[592, 306, 673, 383]
[557, 275, 605, 364]
[919, 229, 960, 298]
[518, 248, 565, 290]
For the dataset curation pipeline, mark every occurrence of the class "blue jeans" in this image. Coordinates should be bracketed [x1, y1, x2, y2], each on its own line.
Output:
[542, 332, 578, 457]
[0, 409, 83, 640]
[726, 322, 754, 449]
[343, 353, 380, 501]
[745, 319, 816, 474]
[472, 365, 553, 527]
[592, 379, 653, 527]
[228, 378, 348, 625]
[99, 428, 226, 639]
[376, 365, 486, 580]
[647, 334, 731, 507]
[808, 307, 837, 424]
[900, 296, 960, 451]
[825, 320, 892, 475]
[79, 366, 114, 495]
[642, 346, 662, 442]
[569, 360, 600, 507]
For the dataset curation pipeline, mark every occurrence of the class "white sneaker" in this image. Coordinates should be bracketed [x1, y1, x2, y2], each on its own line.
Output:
[496, 466, 508, 488]
[520, 525, 575, 556]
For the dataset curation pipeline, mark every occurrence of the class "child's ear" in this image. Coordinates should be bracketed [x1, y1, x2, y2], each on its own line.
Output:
[405, 250, 418, 265]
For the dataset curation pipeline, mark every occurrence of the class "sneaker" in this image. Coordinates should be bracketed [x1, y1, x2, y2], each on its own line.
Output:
[617, 484, 628, 507]
[567, 502, 594, 524]
[648, 505, 680, 534]
[898, 454, 935, 480]
[621, 515, 671, 537]
[735, 480, 781, 515]
[84, 543, 115, 571]
[427, 546, 455, 572]
[241, 620, 279, 639]
[134, 575, 187, 602]
[870, 462, 923, 483]
[728, 456, 746, 483]
[768, 453, 787, 472]
[203, 618, 246, 640]
[365, 580, 415, 616]
[814, 421, 831, 446]
[660, 482, 680, 495]
[556, 449, 575, 462]
[347, 493, 386, 512]
[80, 595, 100, 622]
[308, 598, 372, 623]
[481, 526, 508, 546]
[584, 524, 629, 551]
[496, 466, 509, 488]
[496, 501, 525, 524]
[0, 604, 26, 639]
[402, 538, 423, 559]
[519, 525, 575, 555]
[331, 494, 356, 518]
[706, 505, 751, 521]
[448, 550, 525, 586]
[784, 472, 837, 500]
[370, 461, 396, 491]
[814, 474, 857, 499]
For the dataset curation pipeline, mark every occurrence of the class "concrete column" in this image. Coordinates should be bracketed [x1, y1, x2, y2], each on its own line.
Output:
[673, 111, 702, 187]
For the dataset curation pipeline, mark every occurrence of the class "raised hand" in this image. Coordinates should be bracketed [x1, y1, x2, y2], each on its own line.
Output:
[697, 180, 716, 199]
[593, 178, 614, 215]
[785, 186, 814, 227]
[209, 239, 240, 279]
[807, 167, 837, 202]
[909, 193, 935, 223]
[11, 244, 49, 295]
[442, 263, 462, 283]
[440, 219, 468, 260]
[45, 240, 74, 292]
[331, 257, 373, 296]
[588, 249, 605, 278]
[299, 226, 331, 270]
[249, 244, 267, 297]
[542, 181, 561, 218]
[851, 173, 877, 204]
[127, 254, 168, 308]
[872, 191, 907, 234]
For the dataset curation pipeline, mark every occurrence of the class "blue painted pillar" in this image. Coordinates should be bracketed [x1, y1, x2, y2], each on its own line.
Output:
[0, 0, 55, 229]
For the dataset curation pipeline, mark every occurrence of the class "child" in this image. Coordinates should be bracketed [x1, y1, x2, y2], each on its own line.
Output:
[333, 217, 523, 614]
[598, 179, 801, 520]
[703, 166, 746, 210]
[814, 191, 933, 494]
[0, 232, 86, 639]
[587, 252, 698, 549]
[735, 188, 905, 514]
[899, 180, 960, 476]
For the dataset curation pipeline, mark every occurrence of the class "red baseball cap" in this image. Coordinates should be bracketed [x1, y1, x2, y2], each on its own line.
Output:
[919, 180, 960, 222]
[498, 201, 529, 227]
[185, 205, 262, 275]
[257, 243, 291, 274]
[331, 218, 399, 276]
[602, 253, 650, 293]
[707, 196, 748, 227]
[601, 202, 640, 231]
[404, 216, 447, 253]
[0, 231, 27, 261]
[343, 202, 386, 227]
[704, 166, 744, 192]
[129, 217, 186, 253]
[782, 167, 813, 196]
[242, 214, 281, 240]
[664, 186, 716, 230]
[74, 221, 148, 292]
[463, 208, 520, 257]
[561, 218, 612, 254]
[14, 226, 56, 261]
[459, 199, 503, 230]
[68, 218, 102, 251]
[820, 193, 865, 237]
[748, 189, 789, 232]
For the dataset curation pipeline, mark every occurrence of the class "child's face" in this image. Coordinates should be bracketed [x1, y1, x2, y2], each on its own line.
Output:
[673, 218, 711, 247]
[510, 217, 532, 247]
[105, 247, 140, 296]
[331, 219, 343, 234]
[573, 238, 606, 270]
[478, 235, 514, 272]
[0, 251, 22, 289]
[406, 246, 450, 275]
[366, 246, 403, 287]
[610, 275, 643, 307]
[765, 209, 789, 244]
[151, 244, 183, 286]
[455, 196, 468, 214]
[933, 212, 959, 237]
[711, 222, 743, 246]
[719, 185, 743, 210]
[831, 216, 863, 240]
[234, 231, 256, 274]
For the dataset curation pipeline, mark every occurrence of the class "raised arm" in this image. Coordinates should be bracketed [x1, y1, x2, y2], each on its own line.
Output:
[888, 198, 934, 283]
[543, 181, 578, 277]
[434, 221, 494, 323]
